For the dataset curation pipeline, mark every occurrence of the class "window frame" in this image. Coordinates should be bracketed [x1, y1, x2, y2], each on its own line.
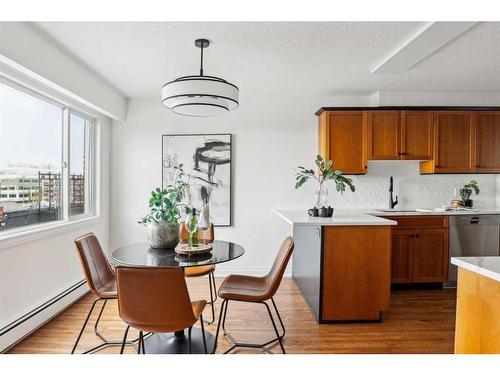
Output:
[0, 78, 99, 243]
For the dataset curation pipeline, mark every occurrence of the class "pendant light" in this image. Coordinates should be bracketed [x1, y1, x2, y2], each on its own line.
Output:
[161, 39, 239, 117]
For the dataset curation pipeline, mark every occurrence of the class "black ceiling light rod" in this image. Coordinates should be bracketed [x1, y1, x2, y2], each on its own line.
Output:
[195, 38, 210, 77]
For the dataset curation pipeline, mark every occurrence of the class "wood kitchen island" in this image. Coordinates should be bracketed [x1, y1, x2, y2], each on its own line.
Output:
[451, 256, 500, 354]
[275, 209, 396, 323]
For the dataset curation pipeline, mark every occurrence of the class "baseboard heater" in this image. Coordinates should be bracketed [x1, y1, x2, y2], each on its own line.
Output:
[0, 279, 88, 353]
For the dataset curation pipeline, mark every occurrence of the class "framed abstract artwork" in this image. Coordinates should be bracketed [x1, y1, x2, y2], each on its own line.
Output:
[162, 133, 232, 226]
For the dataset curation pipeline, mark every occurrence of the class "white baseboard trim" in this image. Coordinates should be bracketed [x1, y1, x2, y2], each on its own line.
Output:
[0, 280, 89, 353]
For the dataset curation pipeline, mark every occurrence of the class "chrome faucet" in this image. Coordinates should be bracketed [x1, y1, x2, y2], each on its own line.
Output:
[389, 176, 398, 209]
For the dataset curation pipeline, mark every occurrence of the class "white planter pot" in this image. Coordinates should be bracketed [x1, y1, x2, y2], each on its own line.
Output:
[146, 221, 179, 249]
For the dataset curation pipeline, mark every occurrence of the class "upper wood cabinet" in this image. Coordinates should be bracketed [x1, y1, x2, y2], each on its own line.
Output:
[366, 111, 400, 160]
[317, 108, 500, 175]
[475, 112, 500, 173]
[400, 111, 433, 160]
[432, 111, 476, 173]
[318, 111, 367, 174]
[366, 110, 433, 161]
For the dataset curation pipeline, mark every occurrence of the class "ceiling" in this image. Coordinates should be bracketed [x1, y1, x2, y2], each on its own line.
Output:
[33, 22, 500, 99]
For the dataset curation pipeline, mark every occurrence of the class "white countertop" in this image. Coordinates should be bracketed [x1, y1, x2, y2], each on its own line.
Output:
[370, 208, 500, 217]
[274, 207, 500, 227]
[451, 257, 500, 283]
[274, 209, 397, 226]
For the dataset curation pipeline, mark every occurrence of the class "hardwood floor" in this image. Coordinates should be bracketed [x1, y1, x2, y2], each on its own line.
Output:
[7, 278, 457, 354]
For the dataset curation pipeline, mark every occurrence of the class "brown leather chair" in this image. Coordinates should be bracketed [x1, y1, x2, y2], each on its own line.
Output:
[214, 236, 294, 354]
[73, 233, 137, 354]
[116, 266, 207, 354]
[180, 222, 217, 324]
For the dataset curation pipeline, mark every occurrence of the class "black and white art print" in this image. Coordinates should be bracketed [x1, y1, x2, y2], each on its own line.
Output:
[162, 134, 232, 226]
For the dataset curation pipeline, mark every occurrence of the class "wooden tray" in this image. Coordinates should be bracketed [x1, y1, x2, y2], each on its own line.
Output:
[175, 243, 213, 256]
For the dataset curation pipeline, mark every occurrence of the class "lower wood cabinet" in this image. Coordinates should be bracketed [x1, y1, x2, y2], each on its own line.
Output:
[387, 216, 449, 284]
[391, 230, 413, 283]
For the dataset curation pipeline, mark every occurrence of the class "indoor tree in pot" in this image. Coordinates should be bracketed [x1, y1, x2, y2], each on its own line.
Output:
[138, 165, 189, 249]
[295, 155, 355, 215]
[460, 180, 480, 208]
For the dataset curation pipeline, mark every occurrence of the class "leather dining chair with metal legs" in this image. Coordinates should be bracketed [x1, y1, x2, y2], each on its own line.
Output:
[72, 233, 138, 354]
[116, 266, 208, 354]
[213, 236, 294, 354]
[180, 222, 217, 324]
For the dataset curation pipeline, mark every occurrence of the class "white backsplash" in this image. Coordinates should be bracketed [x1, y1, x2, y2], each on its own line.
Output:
[325, 161, 498, 210]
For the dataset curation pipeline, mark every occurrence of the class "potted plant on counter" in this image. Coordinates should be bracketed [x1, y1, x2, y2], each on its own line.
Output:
[460, 180, 480, 208]
[138, 165, 189, 249]
[295, 155, 355, 217]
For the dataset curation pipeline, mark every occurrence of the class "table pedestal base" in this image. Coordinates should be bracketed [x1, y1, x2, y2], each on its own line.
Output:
[144, 329, 215, 354]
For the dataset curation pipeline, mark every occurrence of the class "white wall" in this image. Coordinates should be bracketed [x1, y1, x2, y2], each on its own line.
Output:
[0, 22, 127, 120]
[111, 94, 499, 277]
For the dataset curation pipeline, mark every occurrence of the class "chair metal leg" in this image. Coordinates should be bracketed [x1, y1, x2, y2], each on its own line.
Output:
[71, 298, 100, 354]
[71, 297, 139, 354]
[263, 301, 286, 354]
[271, 298, 286, 339]
[93, 299, 108, 342]
[137, 331, 143, 354]
[141, 332, 146, 354]
[219, 299, 287, 354]
[213, 298, 228, 353]
[200, 314, 208, 354]
[203, 273, 217, 325]
[188, 326, 192, 354]
[120, 326, 130, 354]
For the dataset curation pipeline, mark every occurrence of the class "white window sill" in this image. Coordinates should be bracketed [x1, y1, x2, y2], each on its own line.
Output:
[0, 216, 102, 251]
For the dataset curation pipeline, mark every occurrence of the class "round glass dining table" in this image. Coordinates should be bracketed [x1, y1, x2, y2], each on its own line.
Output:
[111, 240, 245, 354]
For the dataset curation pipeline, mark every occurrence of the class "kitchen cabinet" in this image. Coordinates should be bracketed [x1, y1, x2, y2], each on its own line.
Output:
[317, 107, 500, 175]
[411, 229, 449, 282]
[318, 111, 367, 174]
[366, 110, 400, 160]
[400, 111, 433, 160]
[387, 216, 449, 284]
[366, 110, 433, 161]
[391, 230, 413, 283]
[427, 111, 476, 173]
[475, 111, 500, 173]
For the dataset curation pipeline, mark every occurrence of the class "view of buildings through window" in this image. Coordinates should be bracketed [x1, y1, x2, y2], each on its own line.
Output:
[0, 82, 92, 232]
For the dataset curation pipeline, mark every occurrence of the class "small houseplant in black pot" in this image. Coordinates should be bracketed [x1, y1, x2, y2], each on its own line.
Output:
[459, 180, 480, 208]
[295, 155, 355, 216]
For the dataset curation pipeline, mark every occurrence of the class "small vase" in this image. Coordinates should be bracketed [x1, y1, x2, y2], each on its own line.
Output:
[146, 220, 179, 249]
[314, 183, 328, 208]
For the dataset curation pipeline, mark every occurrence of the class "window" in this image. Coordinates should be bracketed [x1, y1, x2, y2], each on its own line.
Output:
[0, 80, 96, 234]
[69, 113, 93, 217]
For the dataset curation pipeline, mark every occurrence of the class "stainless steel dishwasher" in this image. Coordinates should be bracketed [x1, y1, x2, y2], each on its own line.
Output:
[447, 215, 500, 286]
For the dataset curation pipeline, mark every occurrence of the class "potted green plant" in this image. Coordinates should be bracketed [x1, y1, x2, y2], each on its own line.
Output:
[460, 180, 480, 208]
[295, 155, 355, 213]
[138, 165, 189, 249]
